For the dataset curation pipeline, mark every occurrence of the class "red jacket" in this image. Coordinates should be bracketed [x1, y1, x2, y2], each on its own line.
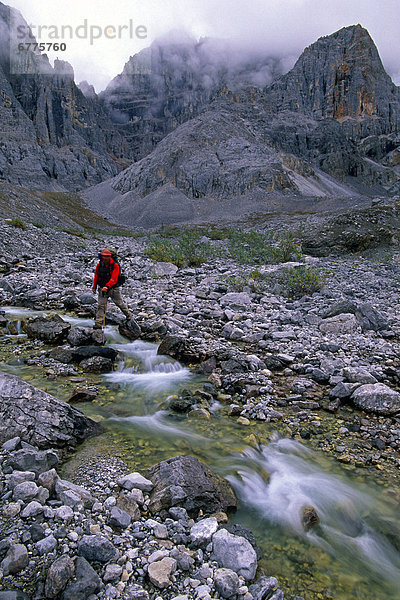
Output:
[93, 258, 120, 290]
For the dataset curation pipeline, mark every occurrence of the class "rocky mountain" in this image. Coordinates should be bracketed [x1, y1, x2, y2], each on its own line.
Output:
[84, 25, 400, 228]
[99, 32, 287, 161]
[0, 3, 127, 191]
[0, 4, 399, 221]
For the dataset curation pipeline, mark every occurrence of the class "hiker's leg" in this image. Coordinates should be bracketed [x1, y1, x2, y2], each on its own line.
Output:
[110, 288, 131, 318]
[94, 291, 107, 328]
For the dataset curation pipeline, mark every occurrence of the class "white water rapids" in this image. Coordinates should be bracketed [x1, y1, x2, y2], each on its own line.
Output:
[228, 436, 400, 587]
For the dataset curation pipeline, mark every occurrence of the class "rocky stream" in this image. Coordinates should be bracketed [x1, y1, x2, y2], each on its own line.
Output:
[0, 220, 400, 600]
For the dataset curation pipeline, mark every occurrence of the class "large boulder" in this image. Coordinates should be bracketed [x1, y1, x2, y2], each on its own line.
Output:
[25, 314, 71, 344]
[351, 383, 400, 415]
[0, 373, 100, 449]
[146, 455, 237, 516]
[319, 313, 360, 334]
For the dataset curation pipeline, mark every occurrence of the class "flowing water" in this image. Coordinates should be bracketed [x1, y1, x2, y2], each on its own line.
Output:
[1, 308, 400, 600]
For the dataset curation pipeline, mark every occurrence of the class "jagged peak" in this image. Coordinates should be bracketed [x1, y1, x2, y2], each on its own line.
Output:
[266, 24, 397, 124]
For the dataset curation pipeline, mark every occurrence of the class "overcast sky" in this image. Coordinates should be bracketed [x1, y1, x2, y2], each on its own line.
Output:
[6, 0, 400, 91]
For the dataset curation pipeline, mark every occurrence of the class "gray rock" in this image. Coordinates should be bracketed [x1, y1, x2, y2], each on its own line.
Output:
[248, 576, 279, 600]
[219, 292, 252, 308]
[153, 262, 179, 276]
[7, 470, 35, 489]
[108, 506, 131, 529]
[343, 367, 377, 384]
[0, 373, 99, 450]
[2, 436, 21, 451]
[212, 529, 257, 581]
[71, 345, 118, 361]
[214, 568, 240, 598]
[330, 382, 358, 400]
[116, 493, 141, 519]
[0, 593, 30, 600]
[355, 303, 388, 331]
[55, 505, 74, 521]
[118, 318, 142, 340]
[103, 563, 123, 582]
[20, 501, 44, 518]
[45, 555, 75, 598]
[269, 591, 284, 600]
[77, 534, 118, 563]
[63, 556, 102, 600]
[118, 472, 154, 492]
[319, 314, 360, 334]
[12, 480, 38, 502]
[36, 534, 57, 555]
[1, 544, 29, 575]
[38, 468, 59, 495]
[48, 347, 74, 364]
[351, 383, 400, 415]
[55, 479, 95, 508]
[190, 517, 219, 547]
[67, 327, 94, 346]
[146, 455, 237, 516]
[4, 448, 59, 475]
[25, 314, 71, 343]
[80, 355, 113, 373]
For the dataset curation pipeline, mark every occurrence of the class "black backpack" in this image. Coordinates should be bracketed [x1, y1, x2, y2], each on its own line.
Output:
[109, 249, 126, 287]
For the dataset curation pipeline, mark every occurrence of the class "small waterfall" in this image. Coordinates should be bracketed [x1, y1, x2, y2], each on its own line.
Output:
[107, 340, 191, 393]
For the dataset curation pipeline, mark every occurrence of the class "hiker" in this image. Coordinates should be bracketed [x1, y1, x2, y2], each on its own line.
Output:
[92, 249, 131, 329]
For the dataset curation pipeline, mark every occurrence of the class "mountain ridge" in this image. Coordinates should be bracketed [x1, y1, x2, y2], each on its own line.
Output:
[0, 6, 399, 220]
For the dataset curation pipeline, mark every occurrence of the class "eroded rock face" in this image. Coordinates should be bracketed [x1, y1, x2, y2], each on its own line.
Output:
[146, 455, 237, 516]
[0, 4, 125, 192]
[0, 373, 100, 449]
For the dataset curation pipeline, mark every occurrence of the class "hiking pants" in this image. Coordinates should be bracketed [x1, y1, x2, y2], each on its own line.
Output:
[95, 287, 130, 328]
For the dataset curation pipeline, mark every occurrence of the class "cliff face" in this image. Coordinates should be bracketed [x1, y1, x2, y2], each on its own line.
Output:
[99, 34, 285, 161]
[260, 25, 400, 190]
[0, 3, 126, 191]
[267, 25, 399, 123]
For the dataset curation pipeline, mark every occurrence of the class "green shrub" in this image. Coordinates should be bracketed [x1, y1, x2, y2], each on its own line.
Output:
[145, 231, 214, 267]
[6, 218, 26, 230]
[224, 269, 265, 292]
[226, 229, 301, 264]
[280, 266, 325, 298]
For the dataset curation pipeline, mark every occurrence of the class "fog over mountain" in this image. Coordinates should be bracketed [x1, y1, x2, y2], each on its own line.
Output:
[4, 0, 400, 91]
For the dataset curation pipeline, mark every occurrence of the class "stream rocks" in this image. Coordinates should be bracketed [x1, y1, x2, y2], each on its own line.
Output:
[0, 373, 100, 450]
[1, 218, 400, 598]
[0, 444, 283, 600]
